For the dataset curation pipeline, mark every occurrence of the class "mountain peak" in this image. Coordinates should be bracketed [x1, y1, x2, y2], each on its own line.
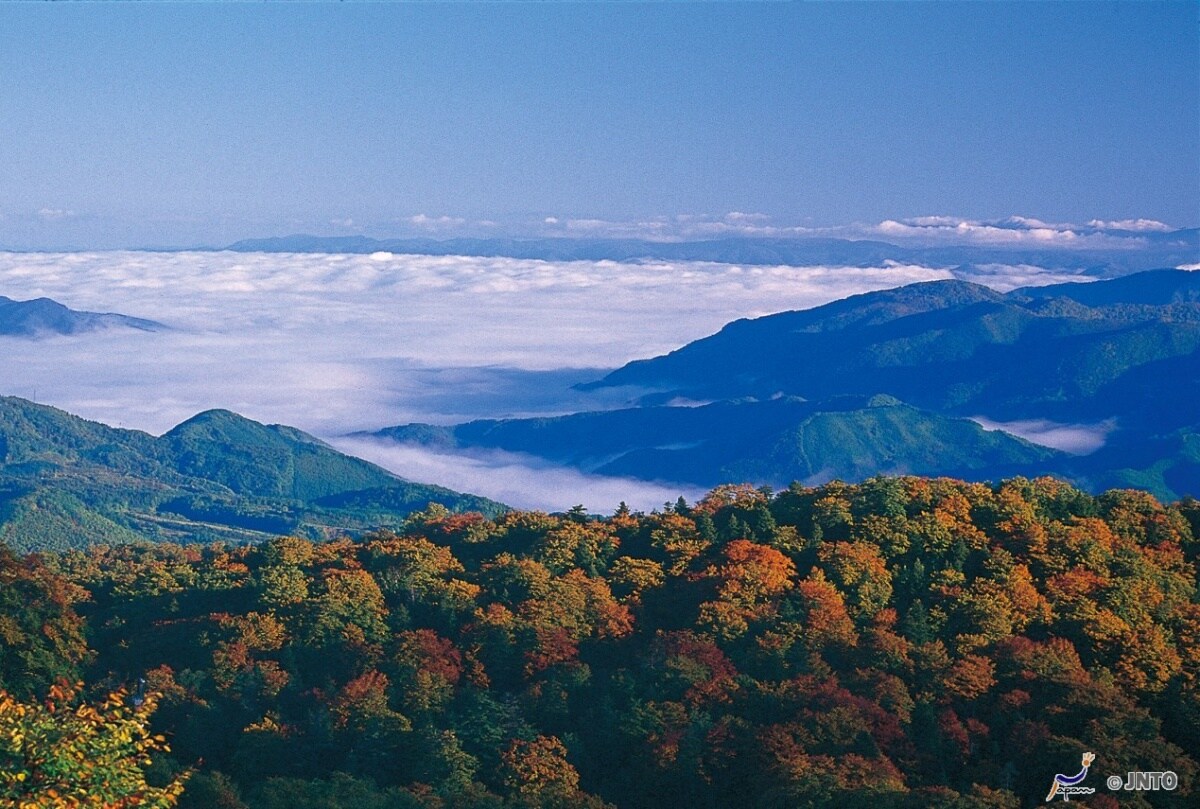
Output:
[0, 399, 503, 551]
[164, 408, 274, 440]
[0, 294, 166, 337]
[585, 272, 1200, 425]
[171, 408, 253, 426]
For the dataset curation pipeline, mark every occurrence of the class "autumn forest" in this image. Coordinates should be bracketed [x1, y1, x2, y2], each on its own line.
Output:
[3, 476, 1197, 808]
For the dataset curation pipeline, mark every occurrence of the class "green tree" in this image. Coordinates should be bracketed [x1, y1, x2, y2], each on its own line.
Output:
[0, 547, 89, 699]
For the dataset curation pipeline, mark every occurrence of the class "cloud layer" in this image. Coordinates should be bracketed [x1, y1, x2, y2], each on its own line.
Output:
[2, 207, 1189, 254]
[869, 216, 1156, 248]
[0, 249, 1092, 505]
[331, 437, 705, 514]
[517, 212, 1184, 247]
[970, 417, 1117, 456]
[0, 250, 968, 430]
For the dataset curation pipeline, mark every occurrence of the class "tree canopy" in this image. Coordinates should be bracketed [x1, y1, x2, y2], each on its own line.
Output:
[2, 476, 1196, 808]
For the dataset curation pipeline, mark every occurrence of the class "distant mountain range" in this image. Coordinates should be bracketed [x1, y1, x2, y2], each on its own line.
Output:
[587, 269, 1200, 424]
[0, 398, 502, 552]
[367, 269, 1200, 500]
[227, 232, 1200, 276]
[0, 295, 165, 336]
[372, 394, 1059, 486]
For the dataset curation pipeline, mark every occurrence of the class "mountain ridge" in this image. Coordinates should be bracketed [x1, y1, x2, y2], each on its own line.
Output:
[225, 232, 1199, 275]
[0, 295, 165, 336]
[368, 396, 1061, 490]
[586, 270, 1200, 419]
[0, 397, 504, 552]
[366, 269, 1200, 501]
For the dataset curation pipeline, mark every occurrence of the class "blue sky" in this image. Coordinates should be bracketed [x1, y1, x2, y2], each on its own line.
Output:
[0, 2, 1196, 248]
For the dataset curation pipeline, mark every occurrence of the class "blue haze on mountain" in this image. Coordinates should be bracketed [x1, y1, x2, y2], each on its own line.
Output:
[366, 270, 1200, 501]
[0, 295, 166, 336]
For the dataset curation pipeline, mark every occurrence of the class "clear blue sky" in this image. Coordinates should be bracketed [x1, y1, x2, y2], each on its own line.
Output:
[0, 2, 1196, 248]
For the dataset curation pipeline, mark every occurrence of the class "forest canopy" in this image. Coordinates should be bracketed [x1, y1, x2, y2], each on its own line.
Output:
[2, 476, 1197, 808]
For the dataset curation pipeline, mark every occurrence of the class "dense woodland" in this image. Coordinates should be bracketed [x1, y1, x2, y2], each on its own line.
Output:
[2, 476, 1199, 807]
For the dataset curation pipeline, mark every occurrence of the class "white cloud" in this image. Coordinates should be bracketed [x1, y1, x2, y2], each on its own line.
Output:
[1000, 215, 1059, 229]
[0, 250, 973, 434]
[906, 215, 968, 227]
[546, 214, 819, 241]
[523, 212, 1177, 247]
[971, 417, 1117, 455]
[408, 213, 467, 229]
[330, 437, 703, 513]
[37, 208, 74, 221]
[952, 263, 1090, 292]
[563, 218, 670, 238]
[0, 249, 1124, 506]
[870, 215, 1151, 249]
[1086, 218, 1172, 232]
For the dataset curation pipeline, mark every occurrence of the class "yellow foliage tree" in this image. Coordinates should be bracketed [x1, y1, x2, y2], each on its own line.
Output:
[0, 682, 185, 809]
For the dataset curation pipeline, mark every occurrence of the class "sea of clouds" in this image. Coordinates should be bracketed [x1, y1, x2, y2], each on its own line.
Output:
[0, 250, 1089, 510]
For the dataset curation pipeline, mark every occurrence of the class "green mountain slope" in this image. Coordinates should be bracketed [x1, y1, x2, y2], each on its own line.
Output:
[162, 409, 399, 501]
[583, 271, 1200, 497]
[372, 396, 1059, 488]
[699, 401, 1059, 485]
[369, 271, 1199, 498]
[1071, 422, 1200, 502]
[0, 397, 504, 553]
[587, 271, 1200, 423]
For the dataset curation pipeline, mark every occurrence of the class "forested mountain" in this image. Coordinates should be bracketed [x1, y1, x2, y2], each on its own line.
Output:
[0, 398, 502, 552]
[372, 271, 1200, 500]
[1020, 268, 1200, 306]
[3, 477, 1197, 807]
[586, 270, 1200, 419]
[0, 295, 165, 336]
[372, 396, 1059, 488]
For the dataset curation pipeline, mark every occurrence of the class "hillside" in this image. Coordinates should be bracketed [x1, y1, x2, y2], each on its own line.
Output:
[0, 397, 503, 552]
[0, 295, 165, 336]
[369, 270, 1200, 500]
[1018, 267, 1200, 306]
[587, 270, 1200, 421]
[372, 396, 1060, 488]
[3, 477, 1196, 808]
